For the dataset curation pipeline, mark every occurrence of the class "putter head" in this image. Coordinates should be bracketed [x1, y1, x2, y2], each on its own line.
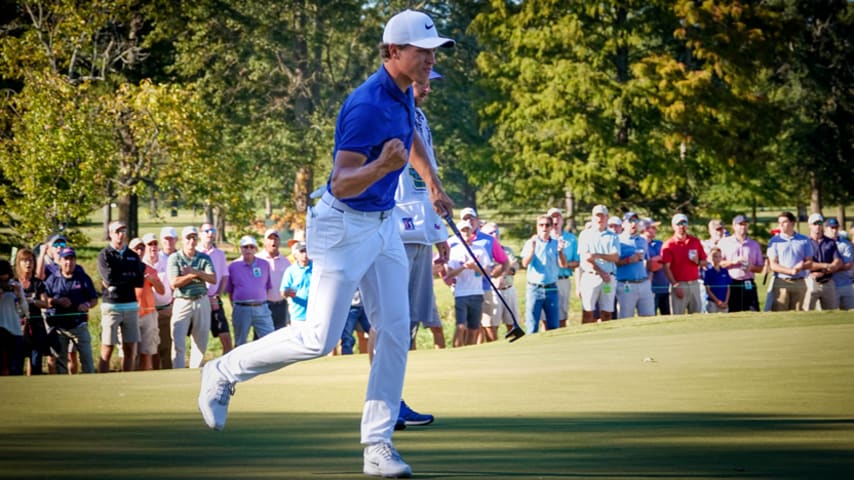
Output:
[505, 325, 525, 343]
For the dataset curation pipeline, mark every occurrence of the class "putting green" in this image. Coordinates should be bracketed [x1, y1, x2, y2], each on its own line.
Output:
[1, 311, 853, 479]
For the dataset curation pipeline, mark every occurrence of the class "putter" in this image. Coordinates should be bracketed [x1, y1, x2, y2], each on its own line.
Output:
[443, 215, 525, 342]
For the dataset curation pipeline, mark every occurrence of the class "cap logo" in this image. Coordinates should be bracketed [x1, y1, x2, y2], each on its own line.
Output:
[425, 23, 434, 30]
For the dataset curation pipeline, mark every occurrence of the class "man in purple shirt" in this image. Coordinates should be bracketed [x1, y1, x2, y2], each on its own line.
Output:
[718, 214, 764, 311]
[226, 236, 275, 346]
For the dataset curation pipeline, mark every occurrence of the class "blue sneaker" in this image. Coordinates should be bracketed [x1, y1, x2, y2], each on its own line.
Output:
[398, 399, 434, 427]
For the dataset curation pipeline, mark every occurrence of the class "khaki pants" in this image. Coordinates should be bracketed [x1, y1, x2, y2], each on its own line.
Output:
[770, 277, 807, 311]
[670, 280, 702, 314]
[805, 277, 838, 311]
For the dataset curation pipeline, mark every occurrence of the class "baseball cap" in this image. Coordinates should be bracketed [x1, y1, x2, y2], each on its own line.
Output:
[142, 233, 158, 245]
[160, 226, 178, 239]
[732, 214, 748, 225]
[547, 208, 562, 217]
[623, 212, 639, 222]
[826, 217, 840, 228]
[592, 205, 608, 216]
[108, 220, 127, 233]
[181, 226, 199, 239]
[58, 247, 76, 258]
[129, 238, 143, 250]
[239, 235, 257, 247]
[456, 220, 473, 231]
[672, 213, 689, 225]
[808, 213, 824, 225]
[607, 216, 622, 226]
[383, 10, 455, 49]
[641, 217, 661, 229]
[47, 234, 68, 245]
[460, 207, 478, 220]
[429, 69, 443, 80]
[481, 222, 499, 235]
[293, 241, 307, 251]
[709, 219, 724, 230]
[264, 228, 279, 239]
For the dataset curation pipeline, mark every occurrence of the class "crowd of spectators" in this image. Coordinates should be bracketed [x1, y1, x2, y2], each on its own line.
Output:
[1, 208, 851, 375]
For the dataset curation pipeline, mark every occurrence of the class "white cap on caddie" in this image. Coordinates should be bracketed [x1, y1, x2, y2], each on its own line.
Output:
[383, 10, 455, 49]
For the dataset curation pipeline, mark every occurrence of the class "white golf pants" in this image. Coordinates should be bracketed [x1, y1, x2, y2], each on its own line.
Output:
[217, 196, 410, 445]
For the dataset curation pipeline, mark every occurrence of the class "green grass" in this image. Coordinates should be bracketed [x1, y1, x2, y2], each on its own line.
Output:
[2, 310, 853, 479]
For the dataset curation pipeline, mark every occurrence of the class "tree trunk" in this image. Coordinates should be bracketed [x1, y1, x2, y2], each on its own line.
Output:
[564, 189, 576, 233]
[292, 165, 312, 231]
[115, 193, 138, 239]
[103, 203, 112, 241]
[837, 204, 846, 228]
[215, 207, 226, 244]
[809, 172, 821, 215]
[265, 195, 272, 219]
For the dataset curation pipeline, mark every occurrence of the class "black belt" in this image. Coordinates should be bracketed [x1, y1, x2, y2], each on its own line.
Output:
[321, 191, 392, 220]
[558, 275, 571, 280]
[816, 277, 833, 284]
[776, 277, 805, 283]
[499, 285, 514, 290]
[267, 299, 287, 305]
[528, 282, 556, 289]
[235, 302, 265, 307]
[619, 278, 647, 284]
[155, 302, 173, 311]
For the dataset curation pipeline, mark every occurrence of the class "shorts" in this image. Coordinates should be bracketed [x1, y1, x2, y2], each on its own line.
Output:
[406, 243, 442, 328]
[210, 305, 230, 336]
[100, 303, 140, 346]
[455, 294, 483, 330]
[579, 272, 616, 313]
[480, 289, 498, 327]
[138, 311, 160, 355]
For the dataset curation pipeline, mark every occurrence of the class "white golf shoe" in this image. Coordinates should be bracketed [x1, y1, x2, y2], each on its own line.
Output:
[363, 441, 412, 478]
[198, 361, 235, 431]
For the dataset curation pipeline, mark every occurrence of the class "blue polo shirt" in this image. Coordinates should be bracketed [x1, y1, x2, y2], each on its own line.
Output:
[557, 231, 579, 278]
[833, 239, 853, 287]
[616, 233, 648, 282]
[767, 233, 814, 280]
[329, 65, 414, 212]
[648, 239, 669, 293]
[521, 237, 560, 285]
[281, 261, 313, 322]
[810, 235, 840, 283]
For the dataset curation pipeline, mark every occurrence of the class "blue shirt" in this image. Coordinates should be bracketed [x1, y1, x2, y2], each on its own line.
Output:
[767, 233, 814, 279]
[648, 239, 669, 293]
[702, 265, 732, 302]
[329, 65, 414, 212]
[44, 269, 99, 329]
[616, 233, 648, 282]
[521, 237, 560, 285]
[810, 235, 840, 283]
[281, 262, 312, 322]
[557, 231, 579, 278]
[833, 239, 853, 287]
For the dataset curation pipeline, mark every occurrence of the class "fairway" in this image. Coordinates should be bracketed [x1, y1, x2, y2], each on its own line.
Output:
[2, 311, 853, 479]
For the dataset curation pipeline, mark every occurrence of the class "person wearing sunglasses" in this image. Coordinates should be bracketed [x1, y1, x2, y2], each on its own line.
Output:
[661, 213, 707, 315]
[804, 213, 842, 310]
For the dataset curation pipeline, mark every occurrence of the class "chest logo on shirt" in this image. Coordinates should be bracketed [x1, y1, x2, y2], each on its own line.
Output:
[402, 217, 415, 231]
[408, 166, 427, 191]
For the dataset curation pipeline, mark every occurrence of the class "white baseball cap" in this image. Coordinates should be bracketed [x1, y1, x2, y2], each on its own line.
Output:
[607, 216, 622, 227]
[383, 10, 455, 49]
[808, 213, 824, 225]
[160, 226, 178, 239]
[239, 235, 258, 247]
[672, 213, 689, 226]
[592, 204, 608, 216]
[142, 233, 158, 245]
[460, 207, 478, 220]
[181, 226, 199, 239]
[264, 229, 279, 239]
[547, 207, 562, 217]
[456, 220, 473, 231]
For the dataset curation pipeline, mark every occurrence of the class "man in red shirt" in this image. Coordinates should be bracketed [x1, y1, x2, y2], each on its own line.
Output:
[661, 213, 707, 314]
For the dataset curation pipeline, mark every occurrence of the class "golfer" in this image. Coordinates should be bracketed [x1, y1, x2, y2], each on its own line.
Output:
[198, 9, 454, 478]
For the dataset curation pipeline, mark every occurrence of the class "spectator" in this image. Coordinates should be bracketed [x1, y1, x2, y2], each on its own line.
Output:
[825, 218, 853, 310]
[340, 289, 371, 355]
[97, 221, 145, 373]
[662, 213, 707, 314]
[702, 219, 726, 256]
[394, 72, 450, 351]
[153, 228, 176, 369]
[703, 247, 731, 313]
[481, 222, 521, 337]
[200, 223, 233, 355]
[43, 248, 98, 374]
[767, 211, 814, 311]
[804, 213, 842, 310]
[521, 214, 569, 333]
[546, 208, 579, 328]
[256, 229, 291, 330]
[446, 221, 490, 346]
[642, 218, 670, 315]
[281, 241, 311, 323]
[15, 248, 50, 375]
[129, 238, 165, 370]
[168, 226, 217, 368]
[616, 212, 654, 318]
[577, 205, 620, 323]
[454, 207, 510, 342]
[0, 258, 27, 375]
[36, 233, 67, 280]
[227, 236, 275, 346]
[718, 215, 764, 312]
